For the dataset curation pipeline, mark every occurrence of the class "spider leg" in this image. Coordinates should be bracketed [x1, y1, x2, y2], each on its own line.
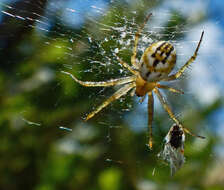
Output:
[130, 87, 136, 97]
[156, 84, 184, 94]
[153, 88, 180, 125]
[115, 54, 138, 75]
[85, 83, 136, 121]
[131, 13, 152, 69]
[183, 127, 205, 139]
[164, 31, 204, 81]
[153, 88, 204, 139]
[148, 91, 154, 149]
[62, 71, 136, 87]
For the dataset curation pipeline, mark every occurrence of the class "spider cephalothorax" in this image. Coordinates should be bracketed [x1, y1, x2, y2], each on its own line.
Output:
[62, 13, 204, 149]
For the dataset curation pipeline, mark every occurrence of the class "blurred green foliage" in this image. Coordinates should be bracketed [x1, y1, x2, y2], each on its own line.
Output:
[0, 0, 224, 190]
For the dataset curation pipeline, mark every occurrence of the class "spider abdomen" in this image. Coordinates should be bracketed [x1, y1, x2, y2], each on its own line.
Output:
[140, 41, 176, 82]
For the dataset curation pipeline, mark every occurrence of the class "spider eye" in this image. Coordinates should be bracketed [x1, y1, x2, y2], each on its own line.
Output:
[140, 41, 176, 82]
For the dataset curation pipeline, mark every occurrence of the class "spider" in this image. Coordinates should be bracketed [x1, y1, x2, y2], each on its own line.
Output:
[62, 13, 205, 149]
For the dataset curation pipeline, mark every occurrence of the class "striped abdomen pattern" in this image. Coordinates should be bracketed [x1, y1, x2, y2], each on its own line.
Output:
[139, 41, 176, 82]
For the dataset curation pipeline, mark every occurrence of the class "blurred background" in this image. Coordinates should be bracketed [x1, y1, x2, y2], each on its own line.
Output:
[0, 0, 224, 189]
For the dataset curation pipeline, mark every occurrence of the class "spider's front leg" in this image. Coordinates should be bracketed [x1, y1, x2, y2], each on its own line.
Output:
[85, 83, 136, 121]
[153, 88, 205, 139]
[62, 70, 137, 121]
[153, 88, 180, 125]
[61, 71, 136, 87]
[148, 91, 154, 149]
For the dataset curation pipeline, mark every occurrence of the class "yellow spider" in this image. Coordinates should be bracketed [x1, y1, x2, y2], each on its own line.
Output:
[62, 13, 204, 149]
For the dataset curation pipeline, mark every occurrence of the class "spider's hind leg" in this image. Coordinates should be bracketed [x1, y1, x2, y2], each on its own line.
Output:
[115, 54, 138, 75]
[131, 13, 152, 69]
[164, 31, 204, 81]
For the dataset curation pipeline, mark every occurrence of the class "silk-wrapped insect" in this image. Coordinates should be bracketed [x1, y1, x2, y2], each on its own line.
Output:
[158, 124, 185, 176]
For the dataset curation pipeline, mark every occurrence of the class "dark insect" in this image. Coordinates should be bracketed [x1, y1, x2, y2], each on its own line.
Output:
[158, 124, 185, 176]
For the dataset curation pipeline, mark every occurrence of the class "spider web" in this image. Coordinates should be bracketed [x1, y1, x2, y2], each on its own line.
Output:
[0, 0, 204, 140]
[0, 0, 214, 171]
